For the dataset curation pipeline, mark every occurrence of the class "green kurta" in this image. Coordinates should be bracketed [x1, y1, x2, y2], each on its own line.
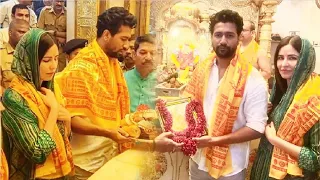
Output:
[2, 88, 71, 180]
[251, 123, 320, 180]
[250, 38, 320, 180]
[124, 68, 157, 112]
[1, 29, 70, 180]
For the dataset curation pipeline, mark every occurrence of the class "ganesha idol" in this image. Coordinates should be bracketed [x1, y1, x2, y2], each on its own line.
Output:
[171, 43, 199, 71]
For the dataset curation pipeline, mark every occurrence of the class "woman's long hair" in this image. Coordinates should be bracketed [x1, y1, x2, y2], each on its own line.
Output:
[38, 33, 55, 64]
[269, 36, 315, 129]
[271, 36, 302, 107]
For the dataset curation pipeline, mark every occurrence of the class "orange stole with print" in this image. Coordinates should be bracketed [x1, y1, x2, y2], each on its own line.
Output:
[10, 77, 73, 179]
[183, 50, 252, 178]
[269, 74, 320, 179]
[55, 40, 130, 129]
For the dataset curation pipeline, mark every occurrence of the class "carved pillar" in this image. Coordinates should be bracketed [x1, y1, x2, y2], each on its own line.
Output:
[75, 0, 100, 42]
[124, 0, 130, 11]
[135, 0, 151, 37]
[66, 1, 75, 41]
[99, 0, 107, 14]
[108, 0, 125, 8]
[258, 0, 279, 57]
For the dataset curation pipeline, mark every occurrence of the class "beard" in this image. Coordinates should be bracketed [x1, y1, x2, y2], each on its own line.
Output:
[118, 55, 134, 63]
[117, 54, 125, 62]
[124, 56, 134, 63]
[214, 44, 237, 59]
[106, 49, 121, 60]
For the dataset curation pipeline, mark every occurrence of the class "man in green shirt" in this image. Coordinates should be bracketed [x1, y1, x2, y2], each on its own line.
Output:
[124, 34, 157, 112]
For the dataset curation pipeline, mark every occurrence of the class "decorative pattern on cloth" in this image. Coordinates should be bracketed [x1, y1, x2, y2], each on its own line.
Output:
[10, 78, 74, 179]
[88, 150, 167, 180]
[269, 74, 320, 179]
[250, 39, 319, 180]
[183, 50, 252, 178]
[3, 29, 73, 179]
[266, 38, 318, 179]
[55, 39, 130, 129]
[0, 149, 8, 180]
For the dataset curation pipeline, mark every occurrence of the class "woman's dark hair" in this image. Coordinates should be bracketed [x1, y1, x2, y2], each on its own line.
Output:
[38, 33, 55, 63]
[272, 35, 302, 106]
[209, 9, 243, 36]
[96, 7, 137, 38]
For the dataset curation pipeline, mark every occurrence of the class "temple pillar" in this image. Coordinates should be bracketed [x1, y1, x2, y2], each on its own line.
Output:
[135, 0, 151, 36]
[258, 0, 281, 58]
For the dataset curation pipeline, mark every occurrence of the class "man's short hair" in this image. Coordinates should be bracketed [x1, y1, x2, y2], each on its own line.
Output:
[11, 4, 29, 15]
[9, 19, 29, 31]
[63, 39, 88, 54]
[209, 9, 244, 36]
[96, 7, 137, 38]
[134, 34, 155, 51]
[246, 20, 255, 31]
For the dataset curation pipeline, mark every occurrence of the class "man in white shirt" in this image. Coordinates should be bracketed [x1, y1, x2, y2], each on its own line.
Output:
[0, 0, 37, 28]
[183, 9, 268, 180]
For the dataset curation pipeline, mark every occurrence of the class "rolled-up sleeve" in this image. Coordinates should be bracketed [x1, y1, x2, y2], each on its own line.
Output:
[298, 122, 320, 172]
[243, 70, 269, 133]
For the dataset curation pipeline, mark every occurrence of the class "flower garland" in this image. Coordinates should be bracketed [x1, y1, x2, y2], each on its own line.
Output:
[156, 99, 206, 156]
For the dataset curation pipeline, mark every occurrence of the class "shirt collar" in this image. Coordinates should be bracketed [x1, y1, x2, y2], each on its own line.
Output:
[123, 64, 134, 71]
[213, 58, 217, 66]
[133, 68, 155, 80]
[49, 6, 66, 15]
[5, 43, 14, 54]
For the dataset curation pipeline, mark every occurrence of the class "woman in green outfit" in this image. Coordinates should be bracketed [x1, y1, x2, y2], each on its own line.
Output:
[1, 29, 73, 180]
[250, 36, 320, 180]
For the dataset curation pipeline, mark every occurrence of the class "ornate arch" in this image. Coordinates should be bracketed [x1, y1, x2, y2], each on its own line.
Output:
[152, 0, 268, 65]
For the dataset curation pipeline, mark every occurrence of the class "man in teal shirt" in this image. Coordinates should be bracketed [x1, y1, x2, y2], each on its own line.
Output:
[124, 34, 157, 112]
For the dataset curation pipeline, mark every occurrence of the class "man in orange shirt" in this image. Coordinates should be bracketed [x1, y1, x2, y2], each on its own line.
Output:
[240, 20, 271, 80]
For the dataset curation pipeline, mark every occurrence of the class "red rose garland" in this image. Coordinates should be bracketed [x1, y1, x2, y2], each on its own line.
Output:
[156, 99, 206, 156]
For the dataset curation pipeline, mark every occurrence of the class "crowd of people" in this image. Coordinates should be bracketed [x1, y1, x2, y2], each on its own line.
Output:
[0, 1, 319, 180]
